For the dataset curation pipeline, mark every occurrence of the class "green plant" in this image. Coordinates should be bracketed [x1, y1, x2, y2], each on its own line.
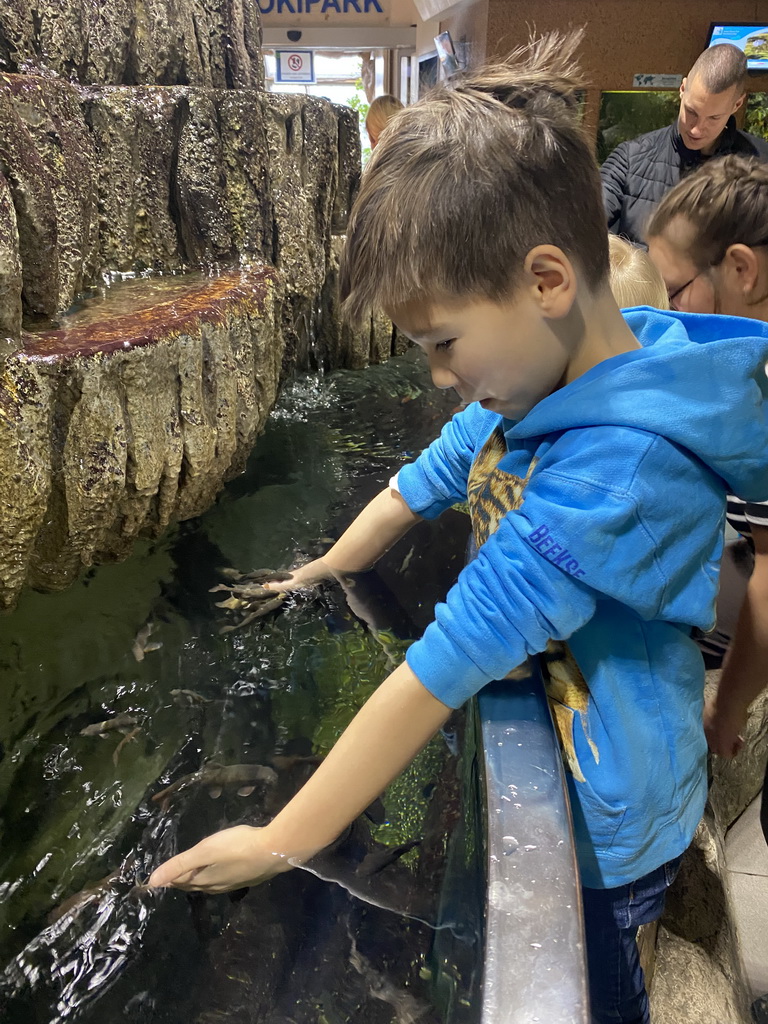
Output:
[745, 92, 768, 142]
[597, 91, 679, 163]
[347, 78, 372, 165]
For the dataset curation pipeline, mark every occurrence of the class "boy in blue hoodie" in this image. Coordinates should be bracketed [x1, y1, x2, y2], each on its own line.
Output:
[151, 32, 768, 1023]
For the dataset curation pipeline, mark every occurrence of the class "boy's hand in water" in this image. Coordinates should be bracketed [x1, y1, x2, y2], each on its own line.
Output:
[151, 662, 449, 901]
[211, 563, 335, 633]
[148, 825, 293, 894]
[263, 558, 337, 593]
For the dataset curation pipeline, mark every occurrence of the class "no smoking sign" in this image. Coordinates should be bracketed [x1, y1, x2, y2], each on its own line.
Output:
[275, 50, 316, 83]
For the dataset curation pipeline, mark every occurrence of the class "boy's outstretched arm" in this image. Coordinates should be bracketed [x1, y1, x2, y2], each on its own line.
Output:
[148, 661, 450, 893]
[269, 486, 422, 590]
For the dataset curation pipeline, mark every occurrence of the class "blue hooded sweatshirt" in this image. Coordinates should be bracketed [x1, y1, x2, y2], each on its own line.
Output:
[395, 308, 768, 888]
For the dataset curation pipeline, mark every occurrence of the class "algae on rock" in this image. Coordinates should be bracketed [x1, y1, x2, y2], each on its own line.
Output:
[0, 0, 264, 89]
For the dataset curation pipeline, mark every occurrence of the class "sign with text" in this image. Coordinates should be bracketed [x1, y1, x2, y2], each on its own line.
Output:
[260, 0, 384, 13]
[275, 50, 316, 83]
[632, 73, 683, 89]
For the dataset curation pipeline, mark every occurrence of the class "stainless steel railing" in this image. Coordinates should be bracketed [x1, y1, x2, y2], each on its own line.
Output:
[476, 664, 590, 1024]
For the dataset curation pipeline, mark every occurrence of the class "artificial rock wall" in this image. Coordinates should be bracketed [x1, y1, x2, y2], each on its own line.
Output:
[0, 0, 264, 89]
[0, 1, 392, 609]
[0, 73, 360, 345]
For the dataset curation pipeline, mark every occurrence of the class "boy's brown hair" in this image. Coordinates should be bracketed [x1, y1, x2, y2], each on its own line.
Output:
[340, 30, 609, 323]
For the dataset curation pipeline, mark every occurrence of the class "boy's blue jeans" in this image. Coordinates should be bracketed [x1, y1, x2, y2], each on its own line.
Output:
[582, 853, 683, 1024]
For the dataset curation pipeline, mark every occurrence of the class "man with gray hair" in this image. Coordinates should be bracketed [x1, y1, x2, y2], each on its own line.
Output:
[601, 43, 768, 245]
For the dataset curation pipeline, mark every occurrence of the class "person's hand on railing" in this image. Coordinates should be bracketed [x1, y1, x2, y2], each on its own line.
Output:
[703, 694, 746, 758]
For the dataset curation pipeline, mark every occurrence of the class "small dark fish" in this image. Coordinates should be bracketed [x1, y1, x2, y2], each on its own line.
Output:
[152, 762, 278, 809]
[239, 568, 294, 584]
[212, 567, 297, 633]
[363, 796, 387, 825]
[218, 567, 245, 580]
[217, 567, 293, 584]
[47, 854, 142, 925]
[357, 839, 421, 877]
[270, 753, 323, 772]
[112, 726, 142, 766]
[47, 869, 122, 924]
[218, 597, 284, 633]
[170, 688, 211, 706]
[348, 931, 430, 1024]
[132, 621, 162, 662]
[80, 713, 139, 737]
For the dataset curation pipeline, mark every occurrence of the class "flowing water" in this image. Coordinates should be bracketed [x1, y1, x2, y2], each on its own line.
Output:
[0, 345, 484, 1024]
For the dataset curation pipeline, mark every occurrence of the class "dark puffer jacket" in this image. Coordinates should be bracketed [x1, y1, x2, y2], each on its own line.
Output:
[601, 117, 768, 244]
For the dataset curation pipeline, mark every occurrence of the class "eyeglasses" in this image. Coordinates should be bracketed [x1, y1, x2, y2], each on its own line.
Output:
[668, 271, 703, 311]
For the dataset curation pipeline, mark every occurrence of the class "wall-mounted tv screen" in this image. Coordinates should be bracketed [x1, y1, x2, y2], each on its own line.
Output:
[707, 23, 768, 73]
[434, 31, 460, 78]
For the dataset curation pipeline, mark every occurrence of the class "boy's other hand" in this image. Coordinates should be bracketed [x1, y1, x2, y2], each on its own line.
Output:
[148, 825, 293, 893]
[703, 697, 747, 758]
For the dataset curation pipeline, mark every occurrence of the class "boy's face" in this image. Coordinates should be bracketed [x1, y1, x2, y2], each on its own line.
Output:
[390, 292, 573, 421]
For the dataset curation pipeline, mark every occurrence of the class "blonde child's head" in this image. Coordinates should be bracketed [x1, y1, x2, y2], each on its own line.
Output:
[608, 235, 670, 310]
[365, 94, 405, 148]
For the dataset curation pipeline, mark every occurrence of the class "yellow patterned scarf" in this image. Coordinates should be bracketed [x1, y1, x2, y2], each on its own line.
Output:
[466, 426, 598, 781]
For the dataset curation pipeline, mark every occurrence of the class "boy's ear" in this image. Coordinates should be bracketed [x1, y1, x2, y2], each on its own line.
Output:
[523, 245, 578, 318]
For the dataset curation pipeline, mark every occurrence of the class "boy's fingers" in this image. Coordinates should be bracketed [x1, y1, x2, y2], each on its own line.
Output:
[149, 852, 205, 888]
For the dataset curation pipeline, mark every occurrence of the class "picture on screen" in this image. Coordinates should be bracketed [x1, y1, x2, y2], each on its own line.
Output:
[707, 23, 768, 72]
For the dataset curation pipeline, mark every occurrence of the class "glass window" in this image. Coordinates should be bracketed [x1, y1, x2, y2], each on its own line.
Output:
[597, 90, 679, 163]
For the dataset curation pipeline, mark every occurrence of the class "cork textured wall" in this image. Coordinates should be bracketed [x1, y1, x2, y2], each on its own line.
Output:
[482, 0, 768, 135]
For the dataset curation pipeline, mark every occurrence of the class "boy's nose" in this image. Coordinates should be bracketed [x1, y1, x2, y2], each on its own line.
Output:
[428, 354, 460, 391]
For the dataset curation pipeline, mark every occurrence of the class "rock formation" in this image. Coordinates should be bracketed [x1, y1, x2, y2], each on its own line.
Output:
[0, 269, 286, 603]
[648, 678, 768, 1023]
[0, 0, 399, 609]
[0, 0, 263, 89]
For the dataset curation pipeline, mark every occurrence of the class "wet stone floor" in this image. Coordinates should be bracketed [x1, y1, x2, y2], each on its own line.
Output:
[0, 351, 482, 1024]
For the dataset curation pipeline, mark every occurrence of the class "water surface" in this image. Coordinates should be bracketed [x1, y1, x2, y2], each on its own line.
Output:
[0, 349, 482, 1024]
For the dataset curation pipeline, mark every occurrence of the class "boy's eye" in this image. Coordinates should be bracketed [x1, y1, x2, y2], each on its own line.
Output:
[435, 339, 455, 352]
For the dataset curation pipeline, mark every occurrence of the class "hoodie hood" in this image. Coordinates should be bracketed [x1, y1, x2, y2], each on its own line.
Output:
[507, 307, 768, 502]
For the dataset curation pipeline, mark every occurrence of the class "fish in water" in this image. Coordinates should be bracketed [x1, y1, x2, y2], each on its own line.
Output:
[269, 753, 323, 772]
[218, 567, 294, 584]
[112, 726, 142, 766]
[357, 839, 421, 877]
[211, 567, 296, 633]
[47, 868, 122, 925]
[47, 855, 144, 925]
[132, 621, 163, 662]
[170, 688, 211, 706]
[348, 930, 430, 1024]
[80, 712, 139, 738]
[151, 762, 278, 810]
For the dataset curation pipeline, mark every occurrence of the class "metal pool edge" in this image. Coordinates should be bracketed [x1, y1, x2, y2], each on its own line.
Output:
[476, 664, 590, 1024]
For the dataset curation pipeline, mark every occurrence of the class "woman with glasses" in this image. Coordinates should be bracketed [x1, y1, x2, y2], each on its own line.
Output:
[646, 154, 768, 844]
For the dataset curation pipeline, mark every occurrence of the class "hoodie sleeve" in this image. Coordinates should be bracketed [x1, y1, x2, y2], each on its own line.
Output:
[395, 403, 499, 519]
[406, 426, 725, 708]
